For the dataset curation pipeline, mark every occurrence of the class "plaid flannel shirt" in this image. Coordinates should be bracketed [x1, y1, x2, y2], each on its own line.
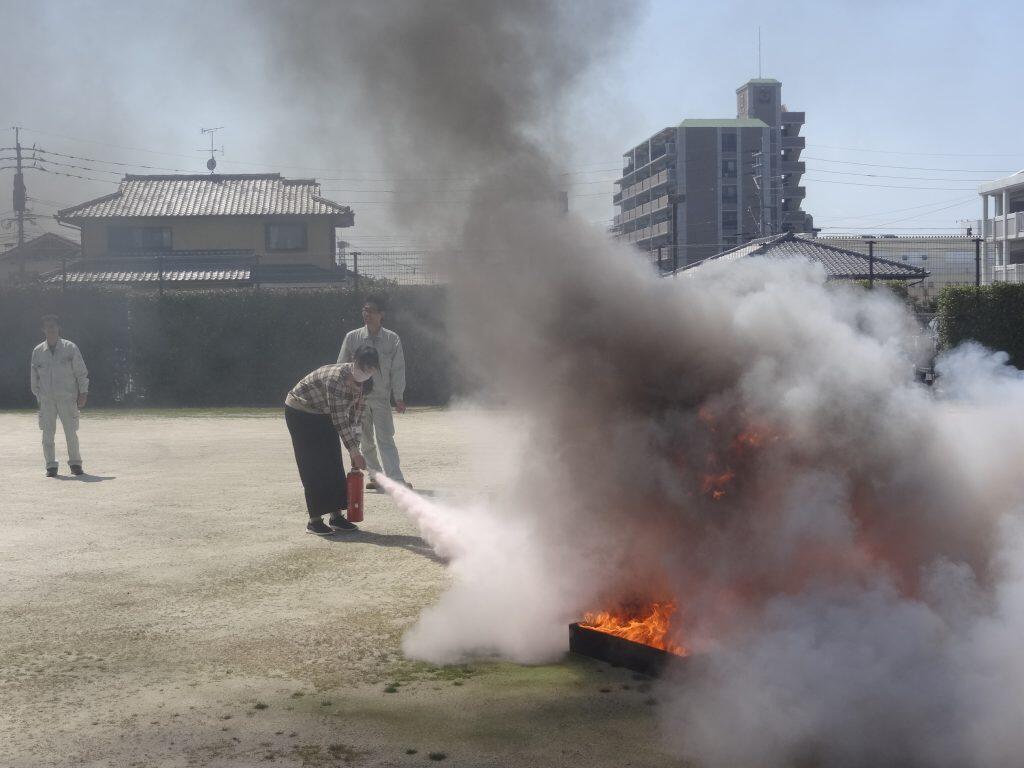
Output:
[287, 363, 366, 452]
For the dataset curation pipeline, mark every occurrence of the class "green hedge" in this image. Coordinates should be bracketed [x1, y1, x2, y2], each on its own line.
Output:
[0, 285, 452, 408]
[938, 283, 1024, 367]
[0, 286, 130, 408]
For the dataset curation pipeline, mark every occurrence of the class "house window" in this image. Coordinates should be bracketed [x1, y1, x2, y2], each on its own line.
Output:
[721, 132, 737, 152]
[108, 226, 172, 253]
[266, 222, 308, 251]
[721, 159, 737, 178]
[721, 185, 738, 204]
[722, 211, 738, 230]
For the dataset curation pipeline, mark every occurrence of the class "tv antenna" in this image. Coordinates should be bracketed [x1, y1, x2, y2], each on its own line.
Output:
[199, 127, 224, 173]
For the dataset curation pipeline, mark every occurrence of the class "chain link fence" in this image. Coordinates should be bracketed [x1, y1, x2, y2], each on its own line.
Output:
[344, 250, 445, 285]
[816, 236, 983, 307]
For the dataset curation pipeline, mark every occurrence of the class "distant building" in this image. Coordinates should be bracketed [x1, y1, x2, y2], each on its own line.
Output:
[614, 78, 813, 270]
[669, 232, 927, 283]
[816, 235, 979, 303]
[0, 232, 80, 284]
[976, 171, 1024, 284]
[51, 174, 354, 288]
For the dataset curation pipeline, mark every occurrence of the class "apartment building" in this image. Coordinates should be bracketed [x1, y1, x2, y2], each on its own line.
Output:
[976, 171, 1024, 283]
[613, 78, 813, 268]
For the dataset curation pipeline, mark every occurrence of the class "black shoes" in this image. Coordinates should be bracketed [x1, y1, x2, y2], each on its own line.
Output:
[306, 518, 334, 536]
[328, 513, 357, 531]
[46, 467, 58, 478]
[307, 514, 358, 536]
[70, 465, 84, 476]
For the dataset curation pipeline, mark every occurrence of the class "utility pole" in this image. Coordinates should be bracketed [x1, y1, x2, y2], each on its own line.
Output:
[12, 127, 27, 277]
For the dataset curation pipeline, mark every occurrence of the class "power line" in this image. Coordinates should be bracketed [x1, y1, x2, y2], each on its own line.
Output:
[804, 176, 976, 191]
[31, 147, 193, 174]
[819, 195, 977, 222]
[12, 127, 622, 181]
[31, 166, 121, 185]
[804, 156, 1012, 174]
[807, 168, 995, 183]
[808, 144, 1024, 159]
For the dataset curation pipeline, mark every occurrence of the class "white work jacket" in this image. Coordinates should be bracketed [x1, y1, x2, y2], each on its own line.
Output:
[30, 339, 89, 401]
[338, 326, 406, 403]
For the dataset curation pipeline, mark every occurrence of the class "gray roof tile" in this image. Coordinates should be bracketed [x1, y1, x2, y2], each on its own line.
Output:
[674, 232, 930, 281]
[57, 174, 352, 220]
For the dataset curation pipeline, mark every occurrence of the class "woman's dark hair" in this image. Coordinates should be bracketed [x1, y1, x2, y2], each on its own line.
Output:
[353, 345, 380, 395]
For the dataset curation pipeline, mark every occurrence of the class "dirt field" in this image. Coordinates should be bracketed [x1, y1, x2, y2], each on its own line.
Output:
[0, 407, 684, 768]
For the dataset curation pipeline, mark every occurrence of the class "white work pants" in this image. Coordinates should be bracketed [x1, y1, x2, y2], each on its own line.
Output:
[360, 400, 405, 483]
[39, 397, 81, 469]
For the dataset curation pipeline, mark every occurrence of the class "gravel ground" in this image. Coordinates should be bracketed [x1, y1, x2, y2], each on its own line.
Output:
[0, 407, 684, 768]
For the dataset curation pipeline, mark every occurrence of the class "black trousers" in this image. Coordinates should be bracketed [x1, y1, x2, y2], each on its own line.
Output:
[285, 405, 348, 519]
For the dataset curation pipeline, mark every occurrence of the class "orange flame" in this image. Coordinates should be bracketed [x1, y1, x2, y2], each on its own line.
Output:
[701, 470, 736, 499]
[581, 601, 687, 656]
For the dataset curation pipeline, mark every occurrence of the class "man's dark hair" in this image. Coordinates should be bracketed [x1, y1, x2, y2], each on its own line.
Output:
[362, 293, 388, 313]
[41, 314, 59, 325]
[353, 344, 380, 395]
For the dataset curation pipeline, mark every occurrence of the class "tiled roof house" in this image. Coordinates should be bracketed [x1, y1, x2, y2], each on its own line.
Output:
[670, 232, 930, 282]
[50, 174, 355, 287]
[0, 232, 80, 283]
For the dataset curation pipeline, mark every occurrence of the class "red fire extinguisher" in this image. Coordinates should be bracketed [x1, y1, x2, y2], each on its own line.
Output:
[346, 468, 365, 523]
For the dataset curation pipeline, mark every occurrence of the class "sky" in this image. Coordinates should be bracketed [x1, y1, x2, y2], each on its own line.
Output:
[1, 0, 1021, 252]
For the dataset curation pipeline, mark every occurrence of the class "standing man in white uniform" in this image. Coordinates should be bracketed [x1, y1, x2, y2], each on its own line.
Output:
[338, 294, 410, 489]
[30, 315, 89, 478]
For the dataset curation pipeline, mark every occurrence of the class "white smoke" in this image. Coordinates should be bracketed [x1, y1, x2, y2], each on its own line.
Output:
[254, 3, 1024, 764]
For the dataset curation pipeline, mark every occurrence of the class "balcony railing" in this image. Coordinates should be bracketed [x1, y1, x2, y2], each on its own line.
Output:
[618, 168, 675, 205]
[781, 135, 806, 150]
[780, 161, 806, 175]
[613, 194, 672, 228]
[782, 186, 806, 200]
[976, 212, 1024, 240]
[617, 219, 672, 245]
[993, 264, 1024, 283]
[781, 111, 805, 124]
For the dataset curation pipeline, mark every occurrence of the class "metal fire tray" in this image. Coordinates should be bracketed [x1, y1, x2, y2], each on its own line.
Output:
[569, 622, 684, 677]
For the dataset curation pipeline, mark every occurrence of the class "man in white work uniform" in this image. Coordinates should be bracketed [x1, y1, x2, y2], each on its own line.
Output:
[338, 294, 410, 490]
[30, 315, 89, 478]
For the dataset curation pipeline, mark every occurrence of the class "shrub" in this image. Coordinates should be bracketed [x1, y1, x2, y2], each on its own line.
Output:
[938, 283, 1024, 368]
[0, 286, 130, 407]
[0, 285, 452, 407]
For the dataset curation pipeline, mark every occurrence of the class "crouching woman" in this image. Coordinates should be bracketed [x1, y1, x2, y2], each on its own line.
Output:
[284, 345, 379, 536]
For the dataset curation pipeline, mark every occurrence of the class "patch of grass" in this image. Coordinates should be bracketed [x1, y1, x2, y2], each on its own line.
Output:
[405, 748, 418, 755]
[320, 700, 332, 707]
[428, 752, 447, 761]
[254, 701, 269, 710]
[327, 743, 364, 763]
[599, 687, 611, 693]
[290, 691, 305, 699]
[384, 685, 399, 693]
[451, 680, 463, 686]
[292, 744, 321, 763]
